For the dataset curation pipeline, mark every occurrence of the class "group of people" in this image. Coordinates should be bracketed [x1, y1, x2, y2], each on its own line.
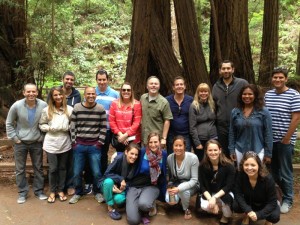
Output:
[5, 60, 300, 225]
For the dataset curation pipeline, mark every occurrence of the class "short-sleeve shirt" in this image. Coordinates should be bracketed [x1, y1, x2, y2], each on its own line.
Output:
[140, 93, 173, 144]
[265, 88, 300, 145]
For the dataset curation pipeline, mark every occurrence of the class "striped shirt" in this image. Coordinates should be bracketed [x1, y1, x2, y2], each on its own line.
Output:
[70, 102, 107, 145]
[265, 88, 300, 145]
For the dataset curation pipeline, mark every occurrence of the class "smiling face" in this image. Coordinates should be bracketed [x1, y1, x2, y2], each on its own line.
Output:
[52, 90, 63, 107]
[125, 148, 139, 164]
[272, 72, 288, 91]
[243, 157, 259, 178]
[198, 89, 209, 102]
[96, 73, 109, 92]
[84, 87, 96, 106]
[23, 84, 38, 103]
[147, 77, 160, 97]
[148, 135, 160, 153]
[242, 87, 255, 106]
[219, 62, 234, 80]
[63, 75, 75, 90]
[206, 143, 221, 162]
[173, 138, 185, 157]
[121, 84, 132, 102]
[173, 79, 186, 95]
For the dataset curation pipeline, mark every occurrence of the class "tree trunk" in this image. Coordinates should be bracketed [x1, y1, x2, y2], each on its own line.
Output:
[0, 0, 27, 107]
[258, 0, 279, 87]
[173, 0, 209, 91]
[209, 0, 255, 85]
[296, 30, 300, 76]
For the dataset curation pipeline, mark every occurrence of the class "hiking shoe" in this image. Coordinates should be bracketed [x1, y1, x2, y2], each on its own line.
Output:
[17, 196, 26, 204]
[69, 194, 81, 204]
[94, 193, 104, 203]
[84, 184, 93, 195]
[149, 201, 157, 217]
[280, 202, 292, 214]
[35, 193, 47, 200]
[108, 209, 122, 220]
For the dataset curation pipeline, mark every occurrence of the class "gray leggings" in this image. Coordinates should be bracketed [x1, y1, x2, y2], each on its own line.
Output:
[126, 186, 159, 225]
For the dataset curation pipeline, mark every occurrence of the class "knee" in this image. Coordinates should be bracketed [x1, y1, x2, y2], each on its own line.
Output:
[114, 194, 125, 205]
[138, 198, 152, 211]
[126, 213, 140, 225]
[103, 178, 114, 188]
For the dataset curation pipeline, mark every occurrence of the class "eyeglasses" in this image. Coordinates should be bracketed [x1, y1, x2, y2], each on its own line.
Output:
[244, 151, 258, 157]
[211, 171, 218, 184]
[274, 66, 288, 70]
[178, 106, 182, 116]
[122, 89, 131, 92]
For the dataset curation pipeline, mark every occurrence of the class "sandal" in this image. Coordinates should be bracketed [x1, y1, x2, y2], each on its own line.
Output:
[141, 217, 150, 225]
[58, 192, 67, 202]
[47, 193, 56, 203]
[184, 208, 192, 220]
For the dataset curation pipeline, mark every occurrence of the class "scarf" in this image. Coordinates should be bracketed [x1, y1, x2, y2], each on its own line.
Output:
[146, 147, 162, 185]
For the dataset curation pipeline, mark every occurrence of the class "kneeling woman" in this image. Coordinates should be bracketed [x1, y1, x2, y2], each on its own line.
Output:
[234, 151, 280, 225]
[166, 135, 200, 220]
[98, 143, 140, 220]
[198, 139, 235, 224]
[126, 132, 167, 225]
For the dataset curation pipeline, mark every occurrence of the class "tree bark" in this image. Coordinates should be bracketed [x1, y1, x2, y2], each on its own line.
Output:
[209, 0, 255, 85]
[258, 0, 279, 87]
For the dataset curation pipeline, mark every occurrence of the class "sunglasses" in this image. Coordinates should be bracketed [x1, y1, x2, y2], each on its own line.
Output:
[178, 106, 182, 116]
[122, 89, 131, 92]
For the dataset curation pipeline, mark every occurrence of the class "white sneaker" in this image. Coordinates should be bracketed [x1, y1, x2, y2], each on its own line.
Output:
[280, 202, 292, 214]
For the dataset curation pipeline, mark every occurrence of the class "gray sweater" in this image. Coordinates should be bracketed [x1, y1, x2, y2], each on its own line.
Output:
[6, 98, 47, 143]
[167, 152, 199, 192]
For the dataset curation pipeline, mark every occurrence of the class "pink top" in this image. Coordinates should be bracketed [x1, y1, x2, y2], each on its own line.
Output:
[109, 99, 142, 143]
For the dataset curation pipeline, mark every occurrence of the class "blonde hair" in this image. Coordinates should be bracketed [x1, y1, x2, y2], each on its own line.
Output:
[192, 83, 215, 113]
[47, 86, 69, 120]
[118, 82, 135, 108]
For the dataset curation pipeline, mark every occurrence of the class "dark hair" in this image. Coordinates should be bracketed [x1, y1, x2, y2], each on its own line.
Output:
[125, 142, 141, 153]
[147, 132, 161, 145]
[96, 69, 109, 80]
[237, 84, 264, 110]
[201, 139, 233, 169]
[63, 71, 75, 79]
[272, 66, 288, 78]
[172, 135, 186, 148]
[239, 151, 269, 178]
[219, 60, 234, 69]
[173, 76, 185, 86]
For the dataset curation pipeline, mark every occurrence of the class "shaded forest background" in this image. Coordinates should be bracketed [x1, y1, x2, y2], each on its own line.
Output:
[0, 0, 300, 111]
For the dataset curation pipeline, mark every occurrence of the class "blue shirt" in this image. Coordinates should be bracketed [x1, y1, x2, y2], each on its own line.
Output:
[95, 86, 119, 129]
[228, 107, 273, 157]
[166, 94, 193, 135]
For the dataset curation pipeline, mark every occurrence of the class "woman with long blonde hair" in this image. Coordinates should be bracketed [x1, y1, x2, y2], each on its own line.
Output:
[189, 83, 217, 161]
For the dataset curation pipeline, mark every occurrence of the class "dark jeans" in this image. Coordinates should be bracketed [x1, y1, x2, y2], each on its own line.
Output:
[64, 150, 74, 190]
[216, 125, 230, 157]
[13, 142, 44, 197]
[47, 151, 69, 193]
[73, 144, 102, 195]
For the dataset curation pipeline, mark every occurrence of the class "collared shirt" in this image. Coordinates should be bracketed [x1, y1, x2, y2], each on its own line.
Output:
[140, 93, 173, 144]
[166, 94, 193, 135]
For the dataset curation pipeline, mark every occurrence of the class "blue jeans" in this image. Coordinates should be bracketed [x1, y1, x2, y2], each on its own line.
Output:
[271, 142, 294, 205]
[13, 142, 44, 197]
[73, 144, 102, 195]
[167, 133, 192, 155]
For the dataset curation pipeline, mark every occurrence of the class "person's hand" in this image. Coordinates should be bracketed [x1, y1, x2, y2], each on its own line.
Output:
[281, 136, 291, 145]
[208, 196, 217, 209]
[230, 154, 237, 161]
[247, 211, 257, 221]
[112, 185, 123, 193]
[120, 180, 126, 191]
[196, 144, 203, 150]
[168, 187, 179, 195]
[118, 133, 128, 143]
[263, 156, 271, 164]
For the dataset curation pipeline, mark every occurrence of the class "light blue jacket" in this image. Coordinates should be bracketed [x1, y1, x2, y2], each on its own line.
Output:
[228, 107, 273, 157]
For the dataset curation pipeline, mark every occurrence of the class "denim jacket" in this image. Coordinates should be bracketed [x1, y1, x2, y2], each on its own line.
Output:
[228, 107, 273, 157]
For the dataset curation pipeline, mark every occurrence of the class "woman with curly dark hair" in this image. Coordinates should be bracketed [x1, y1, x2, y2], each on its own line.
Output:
[233, 151, 280, 225]
[228, 84, 273, 166]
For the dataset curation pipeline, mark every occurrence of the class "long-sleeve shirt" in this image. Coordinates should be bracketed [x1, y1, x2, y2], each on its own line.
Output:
[228, 107, 273, 157]
[39, 105, 73, 154]
[234, 172, 278, 221]
[167, 152, 199, 192]
[6, 98, 47, 143]
[109, 99, 142, 143]
[70, 102, 107, 145]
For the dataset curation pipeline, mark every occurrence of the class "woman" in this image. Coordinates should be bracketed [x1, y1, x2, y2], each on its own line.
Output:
[109, 82, 142, 152]
[166, 135, 199, 220]
[39, 86, 73, 203]
[198, 139, 235, 225]
[233, 151, 280, 225]
[228, 84, 273, 165]
[189, 83, 217, 162]
[98, 143, 140, 220]
[126, 132, 167, 225]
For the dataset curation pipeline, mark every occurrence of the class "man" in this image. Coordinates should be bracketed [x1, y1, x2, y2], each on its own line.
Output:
[69, 87, 107, 204]
[212, 60, 248, 157]
[140, 76, 173, 146]
[95, 69, 119, 174]
[61, 71, 81, 107]
[6, 83, 48, 204]
[166, 76, 193, 154]
[61, 71, 81, 196]
[265, 67, 300, 214]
